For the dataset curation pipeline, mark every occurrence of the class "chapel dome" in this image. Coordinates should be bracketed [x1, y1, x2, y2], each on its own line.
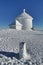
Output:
[16, 9, 33, 20]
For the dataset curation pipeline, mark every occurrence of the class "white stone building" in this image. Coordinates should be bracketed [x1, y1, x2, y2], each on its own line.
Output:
[9, 9, 33, 30]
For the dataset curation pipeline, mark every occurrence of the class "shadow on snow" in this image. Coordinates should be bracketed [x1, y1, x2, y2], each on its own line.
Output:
[0, 51, 19, 59]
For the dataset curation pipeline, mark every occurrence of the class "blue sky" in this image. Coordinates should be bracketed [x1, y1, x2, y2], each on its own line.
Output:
[0, 0, 43, 30]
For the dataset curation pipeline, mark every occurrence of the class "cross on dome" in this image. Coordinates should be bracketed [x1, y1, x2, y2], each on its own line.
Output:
[23, 9, 26, 13]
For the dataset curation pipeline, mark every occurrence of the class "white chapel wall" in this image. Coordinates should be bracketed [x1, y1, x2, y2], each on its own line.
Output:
[16, 20, 22, 30]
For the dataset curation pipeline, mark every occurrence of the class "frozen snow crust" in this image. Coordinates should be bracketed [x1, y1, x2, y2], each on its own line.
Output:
[0, 29, 43, 65]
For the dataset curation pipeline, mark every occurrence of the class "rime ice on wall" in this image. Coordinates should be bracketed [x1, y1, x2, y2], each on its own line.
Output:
[9, 9, 33, 30]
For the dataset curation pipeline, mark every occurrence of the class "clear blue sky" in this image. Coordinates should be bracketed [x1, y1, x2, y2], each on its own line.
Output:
[0, 0, 43, 30]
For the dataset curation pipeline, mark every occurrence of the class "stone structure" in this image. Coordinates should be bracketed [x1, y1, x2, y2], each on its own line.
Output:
[19, 42, 31, 61]
[9, 9, 33, 30]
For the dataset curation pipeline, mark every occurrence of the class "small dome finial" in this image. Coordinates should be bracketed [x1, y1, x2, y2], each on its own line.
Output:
[23, 9, 25, 13]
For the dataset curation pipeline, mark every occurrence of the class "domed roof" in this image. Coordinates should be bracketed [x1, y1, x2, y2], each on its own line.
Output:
[16, 9, 33, 20]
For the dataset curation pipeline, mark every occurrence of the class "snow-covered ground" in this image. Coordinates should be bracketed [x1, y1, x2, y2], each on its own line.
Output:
[0, 29, 43, 65]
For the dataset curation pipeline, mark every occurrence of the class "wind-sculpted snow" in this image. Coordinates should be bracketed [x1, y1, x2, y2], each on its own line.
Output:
[0, 29, 43, 65]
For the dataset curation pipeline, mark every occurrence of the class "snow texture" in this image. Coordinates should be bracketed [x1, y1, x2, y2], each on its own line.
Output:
[0, 29, 43, 65]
